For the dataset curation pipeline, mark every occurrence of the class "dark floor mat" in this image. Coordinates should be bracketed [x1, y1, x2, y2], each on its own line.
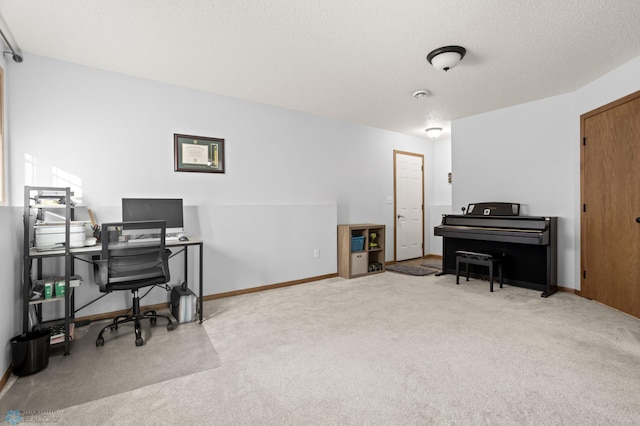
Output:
[385, 264, 439, 276]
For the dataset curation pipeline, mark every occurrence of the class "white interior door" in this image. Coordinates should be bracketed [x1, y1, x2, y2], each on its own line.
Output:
[394, 151, 424, 261]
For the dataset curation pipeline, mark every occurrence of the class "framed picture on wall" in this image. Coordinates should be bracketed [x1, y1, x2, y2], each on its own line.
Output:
[174, 134, 225, 173]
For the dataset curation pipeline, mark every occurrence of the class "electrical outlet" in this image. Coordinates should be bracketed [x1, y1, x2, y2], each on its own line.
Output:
[313, 248, 320, 258]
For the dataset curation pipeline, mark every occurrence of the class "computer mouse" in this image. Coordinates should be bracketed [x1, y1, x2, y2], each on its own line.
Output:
[179, 236, 189, 241]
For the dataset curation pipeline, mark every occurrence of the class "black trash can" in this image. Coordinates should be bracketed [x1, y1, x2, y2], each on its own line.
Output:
[10, 330, 51, 376]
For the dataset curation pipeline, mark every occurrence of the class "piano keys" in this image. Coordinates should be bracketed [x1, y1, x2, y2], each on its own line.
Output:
[434, 214, 557, 297]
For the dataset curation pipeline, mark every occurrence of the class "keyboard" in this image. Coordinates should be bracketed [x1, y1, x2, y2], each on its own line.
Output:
[128, 236, 180, 244]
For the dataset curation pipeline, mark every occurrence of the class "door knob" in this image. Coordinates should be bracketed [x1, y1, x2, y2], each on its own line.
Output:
[636, 217, 640, 223]
[397, 214, 405, 219]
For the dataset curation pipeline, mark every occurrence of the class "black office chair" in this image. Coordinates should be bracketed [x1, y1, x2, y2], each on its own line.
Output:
[93, 220, 175, 347]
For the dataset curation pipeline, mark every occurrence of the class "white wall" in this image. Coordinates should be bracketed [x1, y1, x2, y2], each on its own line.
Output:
[0, 207, 22, 381]
[1, 54, 23, 380]
[429, 136, 452, 255]
[451, 55, 640, 289]
[3, 54, 435, 321]
[432, 137, 452, 207]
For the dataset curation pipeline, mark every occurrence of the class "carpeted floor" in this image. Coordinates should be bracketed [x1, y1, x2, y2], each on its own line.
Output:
[1, 272, 639, 425]
[0, 313, 220, 412]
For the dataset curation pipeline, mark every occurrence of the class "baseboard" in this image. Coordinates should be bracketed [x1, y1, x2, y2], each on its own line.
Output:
[424, 254, 443, 260]
[76, 273, 338, 321]
[203, 273, 338, 301]
[0, 365, 11, 394]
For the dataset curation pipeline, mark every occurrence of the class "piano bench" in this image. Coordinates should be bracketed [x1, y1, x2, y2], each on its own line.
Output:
[455, 250, 503, 292]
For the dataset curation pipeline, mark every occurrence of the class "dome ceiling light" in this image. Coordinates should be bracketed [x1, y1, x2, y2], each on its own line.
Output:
[425, 127, 443, 139]
[426, 46, 466, 71]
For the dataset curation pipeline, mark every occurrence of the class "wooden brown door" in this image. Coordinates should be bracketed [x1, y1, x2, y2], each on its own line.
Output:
[581, 90, 640, 318]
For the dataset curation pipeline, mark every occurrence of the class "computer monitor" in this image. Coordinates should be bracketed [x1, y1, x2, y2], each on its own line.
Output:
[122, 198, 184, 235]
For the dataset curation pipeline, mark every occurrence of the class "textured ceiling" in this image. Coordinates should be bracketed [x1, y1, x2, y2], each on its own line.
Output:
[1, 0, 640, 139]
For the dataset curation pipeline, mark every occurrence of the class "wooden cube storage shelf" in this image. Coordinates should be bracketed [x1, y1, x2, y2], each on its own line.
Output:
[338, 224, 386, 278]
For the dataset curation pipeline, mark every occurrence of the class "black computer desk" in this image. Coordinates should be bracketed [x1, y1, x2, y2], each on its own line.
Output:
[28, 238, 205, 324]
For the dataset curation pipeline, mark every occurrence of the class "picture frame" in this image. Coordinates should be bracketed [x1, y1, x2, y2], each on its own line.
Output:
[174, 134, 225, 173]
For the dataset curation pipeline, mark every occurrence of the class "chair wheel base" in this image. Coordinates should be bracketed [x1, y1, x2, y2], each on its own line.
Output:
[96, 312, 175, 347]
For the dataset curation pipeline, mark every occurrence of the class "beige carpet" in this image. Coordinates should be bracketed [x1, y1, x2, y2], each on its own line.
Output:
[0, 313, 220, 412]
[2, 273, 639, 425]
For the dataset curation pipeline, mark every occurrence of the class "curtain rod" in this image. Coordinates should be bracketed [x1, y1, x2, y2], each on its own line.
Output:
[0, 26, 23, 62]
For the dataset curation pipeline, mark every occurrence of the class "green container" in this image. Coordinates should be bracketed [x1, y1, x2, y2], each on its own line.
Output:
[54, 280, 65, 297]
[44, 282, 53, 299]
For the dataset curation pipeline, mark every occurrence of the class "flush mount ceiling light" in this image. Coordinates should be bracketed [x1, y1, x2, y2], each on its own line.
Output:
[425, 127, 443, 138]
[412, 89, 430, 99]
[426, 46, 466, 71]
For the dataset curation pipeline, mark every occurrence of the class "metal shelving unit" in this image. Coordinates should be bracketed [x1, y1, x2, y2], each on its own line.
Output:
[23, 186, 76, 355]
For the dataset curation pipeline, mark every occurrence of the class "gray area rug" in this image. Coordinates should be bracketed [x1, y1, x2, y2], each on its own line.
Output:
[385, 263, 439, 276]
[0, 315, 221, 412]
